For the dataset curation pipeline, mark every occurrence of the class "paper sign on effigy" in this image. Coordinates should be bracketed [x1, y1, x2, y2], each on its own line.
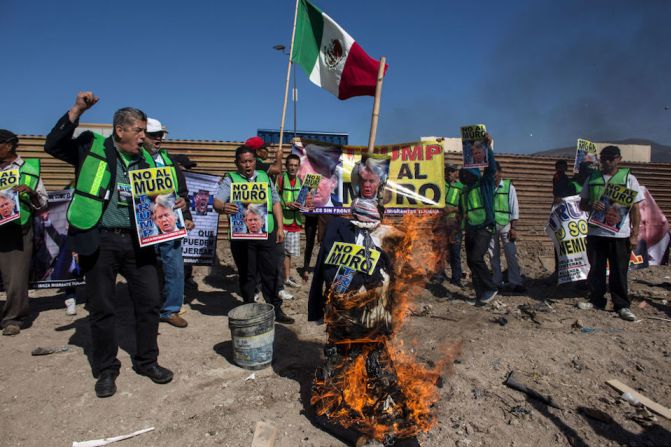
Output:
[130, 167, 187, 247]
[0, 169, 21, 226]
[229, 182, 269, 240]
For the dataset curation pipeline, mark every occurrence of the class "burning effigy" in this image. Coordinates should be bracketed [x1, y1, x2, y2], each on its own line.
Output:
[308, 155, 457, 446]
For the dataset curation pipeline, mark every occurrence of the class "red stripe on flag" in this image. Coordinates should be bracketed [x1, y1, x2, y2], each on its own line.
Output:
[337, 42, 388, 100]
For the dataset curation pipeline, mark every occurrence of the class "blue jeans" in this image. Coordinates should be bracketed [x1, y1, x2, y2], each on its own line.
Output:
[156, 239, 185, 318]
[448, 231, 463, 283]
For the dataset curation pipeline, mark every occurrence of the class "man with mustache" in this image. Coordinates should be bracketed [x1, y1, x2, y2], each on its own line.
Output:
[44, 92, 176, 398]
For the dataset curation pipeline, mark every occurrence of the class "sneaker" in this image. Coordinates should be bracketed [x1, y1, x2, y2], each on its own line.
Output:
[160, 313, 188, 328]
[278, 289, 294, 301]
[480, 289, 498, 304]
[275, 308, 295, 324]
[618, 308, 636, 322]
[253, 292, 263, 303]
[65, 298, 77, 316]
[2, 324, 20, 336]
[577, 302, 594, 310]
[285, 278, 301, 288]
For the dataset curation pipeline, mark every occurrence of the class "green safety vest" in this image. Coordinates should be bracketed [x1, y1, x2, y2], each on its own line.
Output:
[279, 172, 303, 227]
[152, 149, 180, 195]
[67, 133, 157, 231]
[228, 170, 275, 234]
[445, 181, 463, 219]
[18, 158, 41, 226]
[461, 185, 486, 227]
[494, 179, 512, 226]
[588, 168, 630, 205]
[571, 180, 583, 194]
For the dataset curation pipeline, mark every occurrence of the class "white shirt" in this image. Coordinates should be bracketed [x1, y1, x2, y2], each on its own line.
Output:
[580, 171, 643, 238]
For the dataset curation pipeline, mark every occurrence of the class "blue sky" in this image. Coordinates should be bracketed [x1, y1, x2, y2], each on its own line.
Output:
[1, 0, 669, 153]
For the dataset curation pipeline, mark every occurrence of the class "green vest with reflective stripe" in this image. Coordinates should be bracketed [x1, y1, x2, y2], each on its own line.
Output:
[588, 168, 630, 205]
[571, 180, 582, 194]
[153, 150, 179, 190]
[67, 133, 156, 231]
[18, 158, 41, 226]
[461, 185, 486, 227]
[228, 170, 275, 234]
[279, 172, 303, 227]
[494, 179, 512, 226]
[445, 181, 463, 219]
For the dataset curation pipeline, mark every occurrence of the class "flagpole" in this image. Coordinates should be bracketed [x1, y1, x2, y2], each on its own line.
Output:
[278, 0, 301, 157]
[367, 56, 386, 152]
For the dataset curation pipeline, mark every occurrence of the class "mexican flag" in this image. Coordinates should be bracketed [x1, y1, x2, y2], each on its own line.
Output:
[292, 0, 387, 100]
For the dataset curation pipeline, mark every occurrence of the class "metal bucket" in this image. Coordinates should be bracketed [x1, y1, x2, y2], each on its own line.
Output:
[227, 303, 275, 370]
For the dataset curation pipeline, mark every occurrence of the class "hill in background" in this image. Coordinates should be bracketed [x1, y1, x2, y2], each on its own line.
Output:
[533, 139, 671, 163]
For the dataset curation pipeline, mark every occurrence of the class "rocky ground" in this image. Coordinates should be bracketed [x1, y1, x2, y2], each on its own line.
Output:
[0, 241, 670, 447]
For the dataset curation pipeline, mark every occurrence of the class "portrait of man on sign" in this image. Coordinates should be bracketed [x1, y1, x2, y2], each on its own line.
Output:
[294, 142, 343, 208]
[151, 194, 181, 234]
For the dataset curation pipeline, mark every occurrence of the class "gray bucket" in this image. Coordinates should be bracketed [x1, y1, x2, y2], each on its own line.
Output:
[227, 303, 275, 370]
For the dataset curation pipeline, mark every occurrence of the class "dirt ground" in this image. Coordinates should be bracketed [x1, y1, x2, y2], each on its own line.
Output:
[1, 240, 670, 447]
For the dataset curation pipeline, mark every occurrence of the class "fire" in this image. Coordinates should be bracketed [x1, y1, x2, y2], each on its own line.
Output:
[312, 214, 460, 443]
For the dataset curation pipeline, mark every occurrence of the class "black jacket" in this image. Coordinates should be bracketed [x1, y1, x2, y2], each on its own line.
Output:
[44, 113, 192, 255]
[307, 217, 390, 321]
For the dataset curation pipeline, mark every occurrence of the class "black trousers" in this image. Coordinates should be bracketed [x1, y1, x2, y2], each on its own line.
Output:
[586, 235, 631, 310]
[465, 226, 497, 299]
[303, 214, 319, 270]
[80, 230, 161, 376]
[230, 230, 281, 307]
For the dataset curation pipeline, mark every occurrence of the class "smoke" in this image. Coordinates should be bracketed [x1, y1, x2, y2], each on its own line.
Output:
[377, 0, 671, 153]
[483, 0, 671, 152]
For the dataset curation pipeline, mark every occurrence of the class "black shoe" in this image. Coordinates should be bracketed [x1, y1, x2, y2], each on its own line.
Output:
[449, 279, 463, 288]
[95, 370, 118, 398]
[275, 308, 295, 324]
[135, 364, 174, 384]
[184, 277, 198, 291]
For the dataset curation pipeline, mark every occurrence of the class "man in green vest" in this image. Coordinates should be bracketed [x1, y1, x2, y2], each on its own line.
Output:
[578, 145, 643, 321]
[0, 129, 48, 336]
[277, 154, 304, 288]
[214, 146, 294, 324]
[489, 162, 525, 293]
[143, 118, 194, 329]
[44, 92, 176, 398]
[459, 133, 499, 305]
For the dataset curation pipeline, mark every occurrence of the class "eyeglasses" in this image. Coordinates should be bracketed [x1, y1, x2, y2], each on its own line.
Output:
[145, 132, 164, 140]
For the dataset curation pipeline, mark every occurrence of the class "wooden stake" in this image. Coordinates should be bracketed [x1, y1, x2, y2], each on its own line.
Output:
[367, 56, 387, 152]
[277, 0, 301, 157]
[606, 379, 671, 420]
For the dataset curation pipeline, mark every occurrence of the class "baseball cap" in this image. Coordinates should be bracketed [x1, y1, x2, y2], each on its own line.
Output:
[244, 136, 268, 150]
[146, 118, 168, 134]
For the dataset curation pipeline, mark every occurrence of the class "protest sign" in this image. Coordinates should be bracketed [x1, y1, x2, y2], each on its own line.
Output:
[295, 140, 445, 215]
[546, 195, 590, 284]
[461, 124, 489, 169]
[0, 169, 21, 226]
[130, 166, 187, 247]
[588, 183, 637, 233]
[31, 190, 85, 289]
[296, 173, 321, 207]
[325, 242, 381, 275]
[573, 138, 598, 174]
[183, 171, 221, 265]
[229, 182, 269, 240]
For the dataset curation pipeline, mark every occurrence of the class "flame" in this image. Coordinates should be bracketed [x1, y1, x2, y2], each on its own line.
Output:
[312, 214, 460, 443]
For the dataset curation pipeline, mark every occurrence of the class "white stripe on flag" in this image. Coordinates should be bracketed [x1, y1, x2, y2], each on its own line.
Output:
[308, 12, 354, 97]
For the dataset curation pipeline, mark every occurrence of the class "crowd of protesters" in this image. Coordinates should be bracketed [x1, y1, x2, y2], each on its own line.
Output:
[0, 91, 647, 401]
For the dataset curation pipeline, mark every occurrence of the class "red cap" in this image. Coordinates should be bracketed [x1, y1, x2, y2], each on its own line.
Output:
[244, 137, 267, 150]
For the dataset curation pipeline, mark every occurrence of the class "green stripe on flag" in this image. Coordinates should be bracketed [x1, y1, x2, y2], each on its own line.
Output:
[292, 0, 323, 77]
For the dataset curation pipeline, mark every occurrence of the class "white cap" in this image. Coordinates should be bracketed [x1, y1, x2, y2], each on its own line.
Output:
[146, 118, 168, 134]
